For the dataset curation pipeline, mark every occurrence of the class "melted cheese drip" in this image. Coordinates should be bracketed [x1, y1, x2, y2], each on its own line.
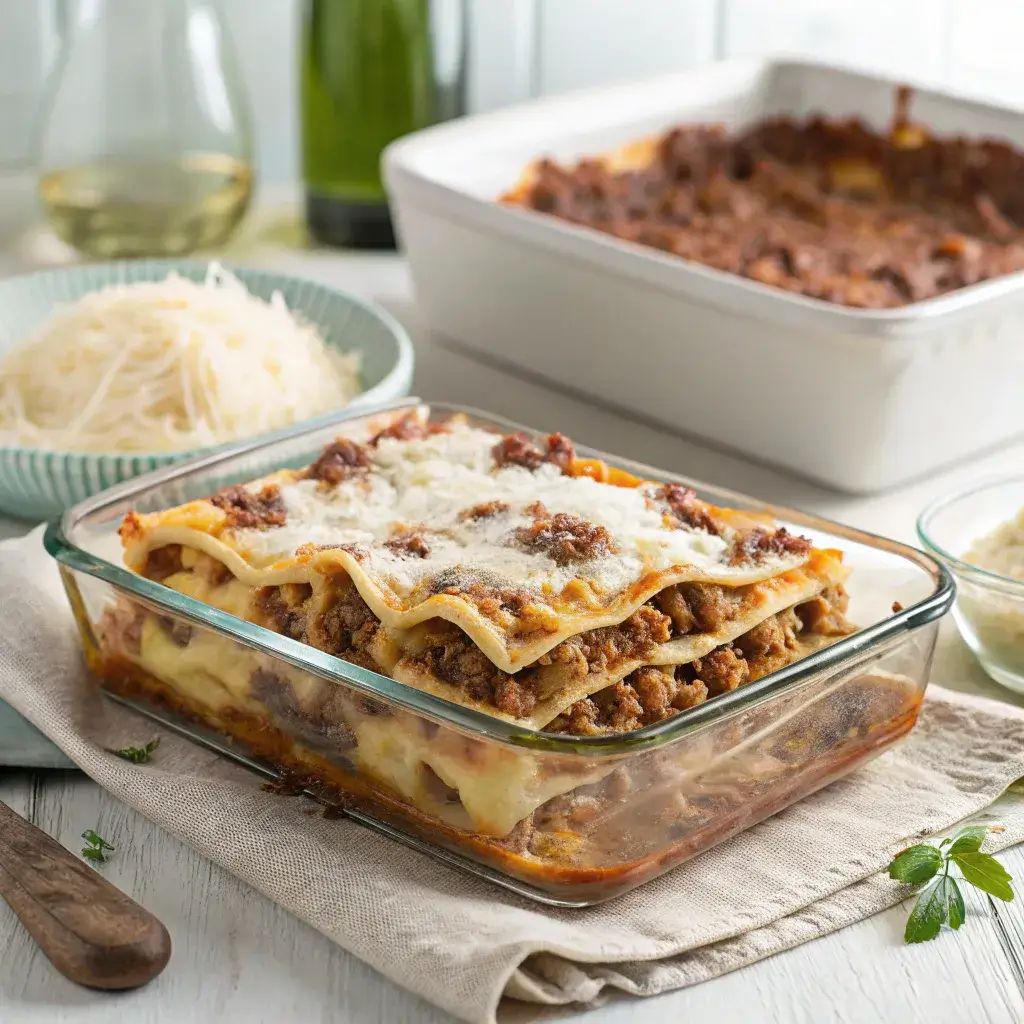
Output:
[132, 619, 611, 836]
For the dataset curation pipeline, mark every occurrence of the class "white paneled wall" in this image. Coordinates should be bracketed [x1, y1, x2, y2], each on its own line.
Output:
[535, 0, 717, 95]
[946, 0, 1024, 106]
[722, 0, 952, 85]
[197, 0, 1024, 183]
[4, 0, 1024, 184]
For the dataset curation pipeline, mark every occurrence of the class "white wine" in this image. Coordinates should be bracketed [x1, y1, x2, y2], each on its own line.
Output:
[39, 153, 253, 258]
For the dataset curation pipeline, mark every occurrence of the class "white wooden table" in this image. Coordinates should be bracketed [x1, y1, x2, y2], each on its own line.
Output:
[4, 239, 1024, 1023]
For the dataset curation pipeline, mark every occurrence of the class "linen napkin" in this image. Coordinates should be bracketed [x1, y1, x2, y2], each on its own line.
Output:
[3, 527, 1024, 1024]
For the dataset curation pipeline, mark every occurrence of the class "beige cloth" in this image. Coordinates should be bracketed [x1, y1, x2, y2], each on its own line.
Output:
[3, 528, 1024, 1023]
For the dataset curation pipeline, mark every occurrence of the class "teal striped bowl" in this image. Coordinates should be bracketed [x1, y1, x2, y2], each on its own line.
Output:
[0, 260, 414, 521]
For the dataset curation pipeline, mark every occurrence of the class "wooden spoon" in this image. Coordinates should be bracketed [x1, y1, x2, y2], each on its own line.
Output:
[0, 799, 171, 989]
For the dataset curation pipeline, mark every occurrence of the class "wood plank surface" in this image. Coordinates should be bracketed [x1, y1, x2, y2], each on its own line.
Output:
[3, 769, 1024, 1024]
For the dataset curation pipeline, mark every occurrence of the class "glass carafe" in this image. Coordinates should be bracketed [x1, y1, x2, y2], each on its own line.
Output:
[37, 0, 254, 259]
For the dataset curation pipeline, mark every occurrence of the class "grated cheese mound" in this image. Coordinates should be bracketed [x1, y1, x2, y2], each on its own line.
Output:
[0, 263, 363, 453]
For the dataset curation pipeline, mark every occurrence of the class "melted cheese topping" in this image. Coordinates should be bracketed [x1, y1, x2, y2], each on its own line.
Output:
[236, 424, 734, 588]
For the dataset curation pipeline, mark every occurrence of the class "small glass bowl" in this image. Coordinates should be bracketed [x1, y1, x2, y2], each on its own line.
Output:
[918, 476, 1024, 693]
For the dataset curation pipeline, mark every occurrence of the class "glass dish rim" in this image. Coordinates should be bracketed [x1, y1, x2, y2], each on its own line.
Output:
[917, 474, 1024, 595]
[0, 258, 415, 461]
[45, 397, 956, 757]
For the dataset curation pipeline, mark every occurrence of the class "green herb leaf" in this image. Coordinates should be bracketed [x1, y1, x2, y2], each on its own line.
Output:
[946, 876, 966, 930]
[81, 829, 113, 849]
[904, 877, 948, 943]
[945, 826, 990, 856]
[888, 844, 943, 884]
[80, 829, 114, 864]
[891, 824, 1014, 942]
[953, 852, 1015, 902]
[105, 737, 160, 764]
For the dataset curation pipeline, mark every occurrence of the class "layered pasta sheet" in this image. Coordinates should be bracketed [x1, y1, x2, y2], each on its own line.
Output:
[114, 406, 856, 834]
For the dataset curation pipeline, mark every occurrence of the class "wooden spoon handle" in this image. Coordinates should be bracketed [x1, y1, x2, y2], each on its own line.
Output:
[0, 799, 171, 990]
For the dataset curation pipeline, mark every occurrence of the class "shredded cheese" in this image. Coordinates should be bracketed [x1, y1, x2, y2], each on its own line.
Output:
[0, 264, 363, 453]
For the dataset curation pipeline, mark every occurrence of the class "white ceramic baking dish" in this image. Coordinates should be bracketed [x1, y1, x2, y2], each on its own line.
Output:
[384, 58, 1024, 495]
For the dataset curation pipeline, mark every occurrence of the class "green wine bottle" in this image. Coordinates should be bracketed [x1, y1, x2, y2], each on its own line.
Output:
[301, 0, 463, 249]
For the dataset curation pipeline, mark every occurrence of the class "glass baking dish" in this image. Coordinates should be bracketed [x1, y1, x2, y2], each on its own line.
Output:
[44, 399, 954, 906]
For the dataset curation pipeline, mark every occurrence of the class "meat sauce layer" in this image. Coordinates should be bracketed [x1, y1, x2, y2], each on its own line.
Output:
[507, 101, 1024, 309]
[139, 542, 851, 734]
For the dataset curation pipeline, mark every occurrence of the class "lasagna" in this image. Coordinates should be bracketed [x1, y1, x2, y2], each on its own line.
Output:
[96, 406, 918, 892]
[502, 88, 1024, 309]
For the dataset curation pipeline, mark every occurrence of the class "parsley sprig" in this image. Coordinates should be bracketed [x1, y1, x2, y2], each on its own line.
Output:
[888, 825, 1013, 943]
[105, 737, 160, 763]
[81, 829, 115, 864]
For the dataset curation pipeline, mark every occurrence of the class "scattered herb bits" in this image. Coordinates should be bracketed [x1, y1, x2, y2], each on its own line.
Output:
[81, 829, 115, 864]
[105, 736, 160, 763]
[888, 824, 1013, 943]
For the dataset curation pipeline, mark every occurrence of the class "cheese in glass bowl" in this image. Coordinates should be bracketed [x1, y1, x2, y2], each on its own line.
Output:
[919, 478, 1024, 693]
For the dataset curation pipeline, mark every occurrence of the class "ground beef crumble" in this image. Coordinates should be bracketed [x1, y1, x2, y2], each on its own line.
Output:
[512, 504, 613, 565]
[695, 645, 751, 695]
[141, 544, 185, 581]
[736, 617, 801, 685]
[539, 606, 673, 675]
[305, 438, 372, 485]
[367, 411, 453, 446]
[492, 431, 576, 472]
[427, 576, 534, 619]
[306, 576, 380, 659]
[413, 603, 674, 716]
[210, 484, 287, 530]
[368, 412, 429, 445]
[683, 581, 747, 633]
[458, 500, 511, 521]
[544, 432, 576, 473]
[654, 484, 721, 536]
[156, 616, 194, 647]
[250, 667, 359, 743]
[492, 432, 545, 470]
[549, 596, 848, 736]
[795, 585, 853, 636]
[384, 532, 431, 558]
[648, 579, 749, 635]
[422, 625, 538, 717]
[255, 583, 313, 642]
[730, 526, 813, 566]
